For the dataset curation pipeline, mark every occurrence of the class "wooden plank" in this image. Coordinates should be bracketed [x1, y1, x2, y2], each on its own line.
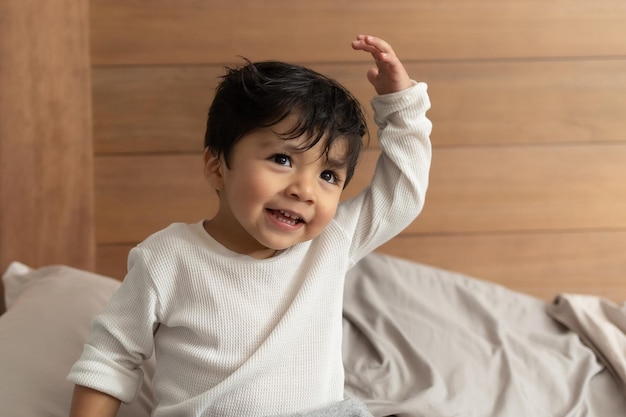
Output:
[93, 59, 626, 154]
[92, 66, 219, 154]
[95, 154, 215, 244]
[97, 229, 626, 301]
[419, 144, 626, 234]
[0, 0, 94, 280]
[90, 0, 626, 66]
[378, 232, 626, 302]
[96, 244, 130, 281]
[425, 59, 626, 147]
[94, 143, 626, 243]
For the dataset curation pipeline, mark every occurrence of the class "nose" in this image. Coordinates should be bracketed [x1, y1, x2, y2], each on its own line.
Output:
[286, 174, 316, 203]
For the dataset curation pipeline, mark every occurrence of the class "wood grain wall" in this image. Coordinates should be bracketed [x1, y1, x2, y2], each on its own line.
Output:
[90, 0, 626, 301]
[0, 0, 94, 274]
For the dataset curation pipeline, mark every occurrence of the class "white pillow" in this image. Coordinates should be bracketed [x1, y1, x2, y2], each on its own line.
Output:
[0, 262, 154, 417]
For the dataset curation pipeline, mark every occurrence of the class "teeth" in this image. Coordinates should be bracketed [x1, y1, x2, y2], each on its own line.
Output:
[276, 216, 297, 226]
[279, 210, 301, 220]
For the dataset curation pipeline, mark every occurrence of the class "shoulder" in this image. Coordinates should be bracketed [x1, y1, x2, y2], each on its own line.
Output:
[139, 221, 204, 249]
[321, 211, 358, 248]
[127, 222, 208, 296]
[131, 221, 209, 271]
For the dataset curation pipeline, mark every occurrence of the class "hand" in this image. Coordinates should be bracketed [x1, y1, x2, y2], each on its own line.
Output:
[351, 35, 412, 95]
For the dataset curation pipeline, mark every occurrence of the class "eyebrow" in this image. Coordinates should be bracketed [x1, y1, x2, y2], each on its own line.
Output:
[325, 155, 348, 170]
[262, 130, 349, 170]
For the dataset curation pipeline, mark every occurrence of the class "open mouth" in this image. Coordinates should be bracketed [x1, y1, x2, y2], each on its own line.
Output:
[267, 209, 305, 226]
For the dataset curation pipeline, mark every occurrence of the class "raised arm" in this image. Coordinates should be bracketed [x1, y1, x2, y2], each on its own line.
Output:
[336, 35, 432, 263]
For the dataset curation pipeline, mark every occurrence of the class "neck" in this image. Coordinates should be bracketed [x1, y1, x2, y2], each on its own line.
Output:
[202, 219, 279, 259]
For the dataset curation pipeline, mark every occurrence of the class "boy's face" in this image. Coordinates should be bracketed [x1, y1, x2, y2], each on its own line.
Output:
[204, 116, 349, 259]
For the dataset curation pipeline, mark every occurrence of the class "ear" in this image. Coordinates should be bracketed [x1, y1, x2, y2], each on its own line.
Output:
[203, 147, 225, 190]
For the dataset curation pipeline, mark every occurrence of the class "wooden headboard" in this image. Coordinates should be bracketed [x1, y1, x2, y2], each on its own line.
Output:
[2, 0, 626, 303]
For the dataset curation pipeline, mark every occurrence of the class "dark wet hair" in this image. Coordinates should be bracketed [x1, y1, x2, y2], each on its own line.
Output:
[204, 60, 368, 186]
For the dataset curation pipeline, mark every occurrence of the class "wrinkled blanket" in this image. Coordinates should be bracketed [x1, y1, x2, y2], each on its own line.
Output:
[342, 253, 626, 417]
[548, 294, 626, 396]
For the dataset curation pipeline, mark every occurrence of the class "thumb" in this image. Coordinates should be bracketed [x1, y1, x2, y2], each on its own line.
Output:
[366, 67, 379, 86]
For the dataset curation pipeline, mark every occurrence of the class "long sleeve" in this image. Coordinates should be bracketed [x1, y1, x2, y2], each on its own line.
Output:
[334, 81, 432, 265]
[68, 248, 159, 403]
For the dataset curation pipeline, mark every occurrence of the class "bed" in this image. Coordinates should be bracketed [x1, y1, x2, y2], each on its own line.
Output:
[2, 249, 626, 416]
[1, 1, 626, 417]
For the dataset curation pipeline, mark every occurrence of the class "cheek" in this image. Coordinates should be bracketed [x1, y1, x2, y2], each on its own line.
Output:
[311, 194, 341, 228]
[225, 169, 274, 210]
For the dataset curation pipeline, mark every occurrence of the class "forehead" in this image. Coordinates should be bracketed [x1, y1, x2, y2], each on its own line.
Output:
[248, 115, 350, 165]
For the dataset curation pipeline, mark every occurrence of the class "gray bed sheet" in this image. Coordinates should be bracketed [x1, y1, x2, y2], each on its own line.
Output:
[342, 253, 626, 417]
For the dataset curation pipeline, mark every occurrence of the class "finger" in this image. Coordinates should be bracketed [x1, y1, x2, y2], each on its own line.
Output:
[353, 36, 400, 66]
[366, 67, 379, 85]
[351, 35, 383, 53]
[351, 38, 379, 54]
[363, 36, 397, 58]
[352, 41, 385, 62]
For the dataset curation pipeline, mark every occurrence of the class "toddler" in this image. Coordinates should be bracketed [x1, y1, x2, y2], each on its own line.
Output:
[68, 35, 432, 417]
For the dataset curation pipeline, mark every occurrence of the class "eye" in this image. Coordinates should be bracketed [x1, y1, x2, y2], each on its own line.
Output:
[271, 154, 291, 167]
[320, 170, 341, 185]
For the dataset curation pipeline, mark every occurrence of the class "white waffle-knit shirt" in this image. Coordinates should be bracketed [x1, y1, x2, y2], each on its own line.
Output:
[68, 82, 432, 416]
